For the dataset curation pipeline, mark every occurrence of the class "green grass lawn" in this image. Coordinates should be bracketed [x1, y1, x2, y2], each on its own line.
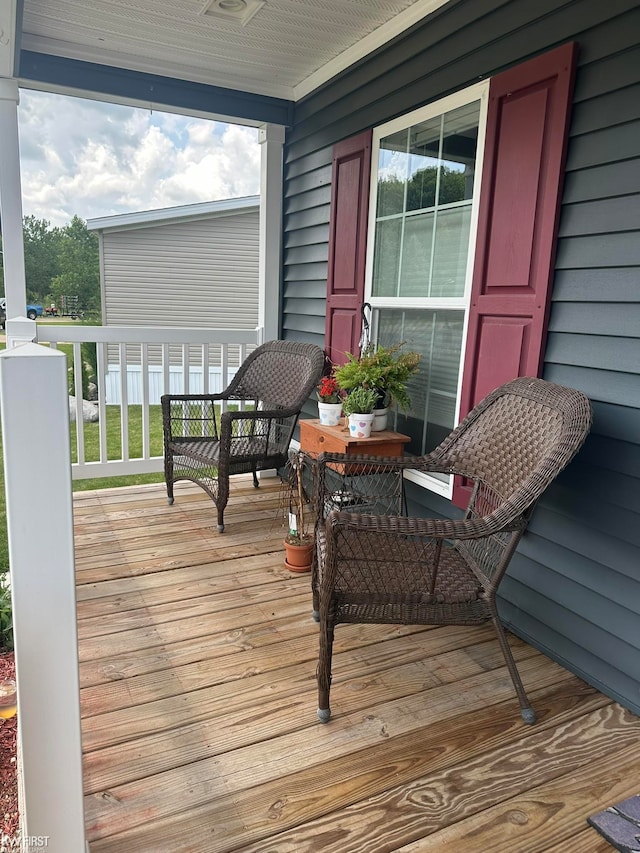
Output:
[70, 404, 166, 489]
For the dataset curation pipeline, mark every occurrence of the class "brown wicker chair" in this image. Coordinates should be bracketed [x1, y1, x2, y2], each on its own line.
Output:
[161, 340, 324, 532]
[313, 377, 592, 725]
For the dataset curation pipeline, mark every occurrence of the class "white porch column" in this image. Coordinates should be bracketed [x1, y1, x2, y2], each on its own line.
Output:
[0, 77, 27, 318]
[0, 343, 87, 852]
[258, 123, 285, 342]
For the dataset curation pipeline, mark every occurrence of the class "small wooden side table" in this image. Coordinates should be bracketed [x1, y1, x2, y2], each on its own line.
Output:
[299, 419, 410, 459]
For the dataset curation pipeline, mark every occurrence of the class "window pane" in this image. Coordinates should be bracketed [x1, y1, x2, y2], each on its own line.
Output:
[398, 212, 434, 297]
[377, 129, 409, 218]
[376, 309, 464, 456]
[430, 205, 472, 298]
[439, 102, 479, 204]
[373, 219, 402, 297]
[406, 116, 442, 211]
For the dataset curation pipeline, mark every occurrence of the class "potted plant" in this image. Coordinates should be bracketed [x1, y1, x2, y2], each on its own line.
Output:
[282, 449, 314, 573]
[341, 386, 379, 438]
[333, 343, 422, 431]
[316, 375, 343, 426]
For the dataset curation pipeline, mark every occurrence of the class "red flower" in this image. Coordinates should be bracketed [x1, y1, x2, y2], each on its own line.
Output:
[317, 376, 340, 403]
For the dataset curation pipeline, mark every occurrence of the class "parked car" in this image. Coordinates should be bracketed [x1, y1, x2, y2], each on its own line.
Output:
[0, 298, 44, 328]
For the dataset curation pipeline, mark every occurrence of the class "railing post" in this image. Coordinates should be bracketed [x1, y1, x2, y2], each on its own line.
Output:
[0, 78, 28, 320]
[5, 316, 37, 349]
[258, 124, 285, 342]
[0, 343, 87, 852]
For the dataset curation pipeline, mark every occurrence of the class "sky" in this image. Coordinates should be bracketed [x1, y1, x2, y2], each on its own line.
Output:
[17, 89, 261, 227]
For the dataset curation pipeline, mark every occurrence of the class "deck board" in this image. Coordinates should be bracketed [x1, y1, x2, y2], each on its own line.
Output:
[76, 479, 640, 852]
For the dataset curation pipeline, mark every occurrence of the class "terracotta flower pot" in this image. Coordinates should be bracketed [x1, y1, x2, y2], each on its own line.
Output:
[284, 538, 314, 573]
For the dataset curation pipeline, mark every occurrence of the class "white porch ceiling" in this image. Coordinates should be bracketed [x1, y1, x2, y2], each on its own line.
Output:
[20, 0, 450, 102]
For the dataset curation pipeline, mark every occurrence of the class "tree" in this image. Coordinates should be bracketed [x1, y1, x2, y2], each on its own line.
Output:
[2, 216, 100, 315]
[49, 216, 100, 313]
[22, 215, 61, 303]
[378, 165, 468, 215]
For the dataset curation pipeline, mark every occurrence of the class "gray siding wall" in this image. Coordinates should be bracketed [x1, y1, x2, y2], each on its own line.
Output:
[101, 209, 259, 329]
[282, 0, 640, 713]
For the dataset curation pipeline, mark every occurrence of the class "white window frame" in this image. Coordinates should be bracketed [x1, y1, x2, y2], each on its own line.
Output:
[364, 80, 490, 498]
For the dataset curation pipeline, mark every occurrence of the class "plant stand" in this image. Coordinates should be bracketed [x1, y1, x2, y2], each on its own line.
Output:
[300, 420, 410, 460]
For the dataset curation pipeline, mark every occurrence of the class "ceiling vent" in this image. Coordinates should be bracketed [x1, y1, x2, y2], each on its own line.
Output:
[200, 0, 266, 26]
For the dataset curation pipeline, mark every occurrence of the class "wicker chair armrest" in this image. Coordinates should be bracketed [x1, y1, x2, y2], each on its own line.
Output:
[161, 395, 290, 436]
[161, 394, 224, 443]
[161, 393, 228, 409]
[220, 405, 301, 425]
[316, 451, 411, 469]
[314, 452, 475, 504]
[217, 406, 301, 455]
[326, 505, 525, 540]
[315, 451, 473, 477]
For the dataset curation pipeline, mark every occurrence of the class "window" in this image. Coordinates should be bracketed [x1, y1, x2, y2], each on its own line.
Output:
[365, 83, 489, 495]
[325, 46, 576, 506]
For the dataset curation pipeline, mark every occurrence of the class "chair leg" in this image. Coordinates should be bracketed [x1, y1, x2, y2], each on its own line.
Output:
[317, 615, 334, 723]
[311, 551, 320, 622]
[492, 614, 536, 724]
[216, 474, 229, 533]
[164, 454, 174, 505]
[252, 469, 259, 488]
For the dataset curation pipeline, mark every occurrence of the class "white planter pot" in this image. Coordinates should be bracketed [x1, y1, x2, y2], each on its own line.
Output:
[372, 407, 389, 431]
[348, 412, 375, 438]
[318, 401, 343, 426]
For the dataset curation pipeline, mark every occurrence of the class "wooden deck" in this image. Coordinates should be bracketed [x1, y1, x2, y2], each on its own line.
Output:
[75, 477, 639, 853]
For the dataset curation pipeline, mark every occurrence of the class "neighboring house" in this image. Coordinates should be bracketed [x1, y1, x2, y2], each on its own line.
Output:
[87, 197, 259, 402]
[3, 0, 640, 732]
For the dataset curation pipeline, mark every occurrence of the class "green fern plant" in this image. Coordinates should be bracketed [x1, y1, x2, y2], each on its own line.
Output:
[333, 343, 421, 411]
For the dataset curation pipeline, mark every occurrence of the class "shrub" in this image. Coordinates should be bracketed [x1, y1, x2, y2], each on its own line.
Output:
[0, 573, 13, 652]
[342, 386, 379, 416]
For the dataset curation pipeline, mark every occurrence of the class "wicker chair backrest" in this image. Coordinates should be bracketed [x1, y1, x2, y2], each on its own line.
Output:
[226, 340, 325, 409]
[448, 395, 563, 500]
[434, 377, 592, 507]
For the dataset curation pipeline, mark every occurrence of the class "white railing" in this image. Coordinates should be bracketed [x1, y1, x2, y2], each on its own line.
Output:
[35, 324, 263, 479]
[0, 319, 263, 848]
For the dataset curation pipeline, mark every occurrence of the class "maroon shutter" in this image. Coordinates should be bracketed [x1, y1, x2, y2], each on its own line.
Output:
[453, 42, 578, 508]
[325, 130, 372, 366]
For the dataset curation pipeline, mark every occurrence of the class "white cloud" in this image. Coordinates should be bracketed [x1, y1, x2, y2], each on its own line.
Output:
[17, 90, 260, 226]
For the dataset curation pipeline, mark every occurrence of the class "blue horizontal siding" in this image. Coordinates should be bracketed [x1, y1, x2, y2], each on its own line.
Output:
[282, 0, 640, 715]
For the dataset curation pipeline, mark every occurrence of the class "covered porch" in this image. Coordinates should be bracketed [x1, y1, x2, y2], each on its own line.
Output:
[1, 1, 639, 848]
[77, 476, 639, 852]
